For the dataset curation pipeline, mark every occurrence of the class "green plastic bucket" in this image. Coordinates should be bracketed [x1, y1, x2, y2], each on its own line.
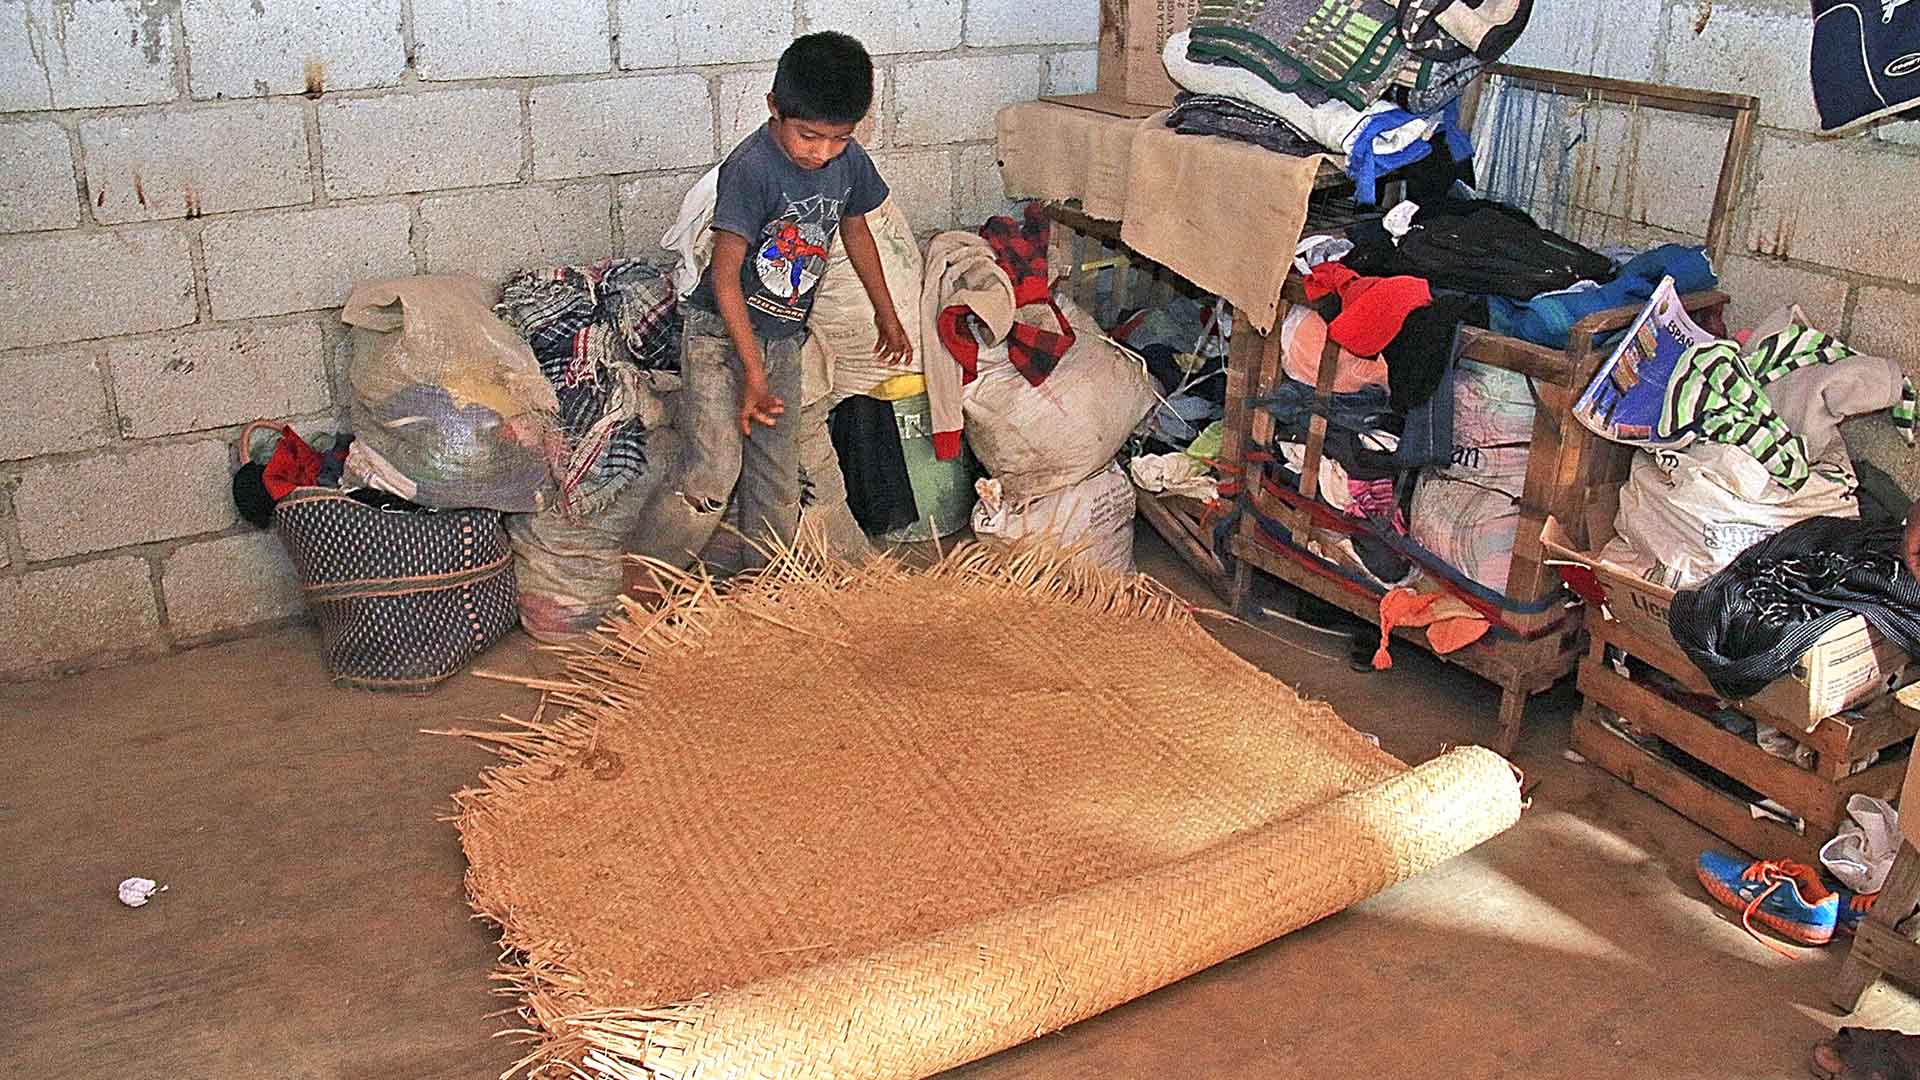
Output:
[881, 391, 975, 543]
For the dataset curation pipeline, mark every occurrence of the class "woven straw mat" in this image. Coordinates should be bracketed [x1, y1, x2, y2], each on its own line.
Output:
[448, 543, 1522, 1080]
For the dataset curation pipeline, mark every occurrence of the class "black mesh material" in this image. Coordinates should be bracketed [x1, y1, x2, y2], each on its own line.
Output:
[1669, 516, 1920, 700]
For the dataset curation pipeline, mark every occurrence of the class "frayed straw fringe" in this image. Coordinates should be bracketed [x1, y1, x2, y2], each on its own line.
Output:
[433, 538, 1202, 1080]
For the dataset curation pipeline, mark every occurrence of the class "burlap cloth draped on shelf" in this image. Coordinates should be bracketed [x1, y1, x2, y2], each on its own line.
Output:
[446, 542, 1521, 1079]
[997, 101, 1329, 334]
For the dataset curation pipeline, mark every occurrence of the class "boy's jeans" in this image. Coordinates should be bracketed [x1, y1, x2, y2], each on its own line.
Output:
[640, 307, 803, 572]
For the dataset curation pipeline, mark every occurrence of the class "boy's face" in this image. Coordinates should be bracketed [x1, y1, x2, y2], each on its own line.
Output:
[766, 96, 858, 171]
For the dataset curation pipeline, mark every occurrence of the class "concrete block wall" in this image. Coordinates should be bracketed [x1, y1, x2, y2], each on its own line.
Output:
[0, 0, 1100, 678]
[1506, 0, 1920, 493]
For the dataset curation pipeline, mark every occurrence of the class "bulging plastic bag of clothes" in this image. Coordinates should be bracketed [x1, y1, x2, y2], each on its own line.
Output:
[342, 275, 560, 513]
[1616, 443, 1859, 589]
[799, 197, 925, 405]
[971, 462, 1136, 574]
[963, 297, 1156, 502]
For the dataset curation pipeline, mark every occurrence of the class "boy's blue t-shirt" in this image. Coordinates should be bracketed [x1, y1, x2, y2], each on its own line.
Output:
[688, 124, 889, 340]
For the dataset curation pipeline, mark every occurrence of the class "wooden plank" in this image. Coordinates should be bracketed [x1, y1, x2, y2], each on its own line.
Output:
[1577, 657, 1851, 833]
[1220, 309, 1259, 484]
[1594, 617, 1918, 764]
[1708, 102, 1757, 262]
[1571, 706, 1824, 868]
[1455, 327, 1581, 386]
[1488, 64, 1759, 117]
[1294, 320, 1341, 545]
[1501, 403, 1570, 638]
[1837, 756, 1913, 803]
[1833, 840, 1920, 1008]
[1847, 919, 1920, 1001]
[1135, 489, 1231, 599]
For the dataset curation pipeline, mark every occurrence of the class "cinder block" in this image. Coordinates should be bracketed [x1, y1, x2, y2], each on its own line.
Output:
[0, 0, 175, 111]
[15, 440, 236, 560]
[0, 557, 160, 674]
[0, 346, 112, 461]
[1716, 257, 1850, 338]
[0, 227, 196, 349]
[531, 75, 714, 181]
[1044, 50, 1099, 96]
[1874, 121, 1920, 148]
[163, 532, 304, 639]
[716, 68, 882, 157]
[618, 170, 708, 258]
[1660, 3, 1818, 132]
[1498, 0, 1661, 80]
[181, 0, 404, 99]
[0, 120, 77, 231]
[1747, 135, 1920, 284]
[81, 103, 311, 224]
[413, 0, 609, 80]
[1563, 106, 1719, 241]
[201, 204, 416, 321]
[870, 149, 952, 233]
[1839, 287, 1920, 500]
[320, 88, 522, 198]
[109, 322, 330, 438]
[802, 0, 962, 56]
[421, 183, 613, 285]
[955, 144, 1010, 231]
[618, 0, 792, 68]
[894, 54, 1041, 146]
[966, 0, 1098, 46]
[1848, 287, 1920, 365]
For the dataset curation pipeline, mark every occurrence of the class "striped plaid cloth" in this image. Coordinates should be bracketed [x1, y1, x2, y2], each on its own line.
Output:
[1660, 326, 1916, 492]
[495, 259, 681, 516]
[1190, 0, 1406, 110]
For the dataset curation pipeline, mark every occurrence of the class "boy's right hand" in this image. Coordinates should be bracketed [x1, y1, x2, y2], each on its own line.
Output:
[738, 374, 786, 435]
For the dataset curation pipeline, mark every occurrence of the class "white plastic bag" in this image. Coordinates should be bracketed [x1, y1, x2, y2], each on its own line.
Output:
[798, 197, 925, 406]
[962, 298, 1156, 501]
[1821, 794, 1901, 894]
[1614, 442, 1859, 588]
[972, 462, 1137, 574]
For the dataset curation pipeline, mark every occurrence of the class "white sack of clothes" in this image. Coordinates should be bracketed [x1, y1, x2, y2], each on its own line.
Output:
[798, 197, 925, 406]
[1411, 463, 1525, 594]
[1615, 442, 1860, 589]
[1454, 359, 1538, 451]
[962, 297, 1157, 501]
[971, 462, 1137, 574]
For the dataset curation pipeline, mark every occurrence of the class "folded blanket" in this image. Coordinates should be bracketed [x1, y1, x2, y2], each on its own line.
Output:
[1189, 0, 1407, 110]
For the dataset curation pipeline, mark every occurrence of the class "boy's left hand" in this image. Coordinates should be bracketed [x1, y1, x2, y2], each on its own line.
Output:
[874, 311, 914, 368]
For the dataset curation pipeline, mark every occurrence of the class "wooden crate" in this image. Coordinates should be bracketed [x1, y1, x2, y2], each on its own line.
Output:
[1572, 617, 1916, 863]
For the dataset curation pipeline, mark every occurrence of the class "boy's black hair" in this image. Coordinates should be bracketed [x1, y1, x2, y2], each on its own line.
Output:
[771, 32, 873, 125]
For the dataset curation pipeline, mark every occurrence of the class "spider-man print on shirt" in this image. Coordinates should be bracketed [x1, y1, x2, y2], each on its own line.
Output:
[747, 194, 841, 325]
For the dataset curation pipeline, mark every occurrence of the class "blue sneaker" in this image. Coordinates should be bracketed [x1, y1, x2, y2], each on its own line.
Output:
[1696, 850, 1838, 947]
[1836, 886, 1882, 937]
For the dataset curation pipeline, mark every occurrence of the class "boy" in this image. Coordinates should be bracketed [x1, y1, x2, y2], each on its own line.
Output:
[667, 31, 912, 571]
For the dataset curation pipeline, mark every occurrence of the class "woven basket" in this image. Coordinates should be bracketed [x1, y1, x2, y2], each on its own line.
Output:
[274, 487, 518, 693]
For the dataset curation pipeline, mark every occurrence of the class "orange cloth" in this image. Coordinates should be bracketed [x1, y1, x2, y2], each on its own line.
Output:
[1280, 305, 1390, 394]
[1374, 587, 1491, 669]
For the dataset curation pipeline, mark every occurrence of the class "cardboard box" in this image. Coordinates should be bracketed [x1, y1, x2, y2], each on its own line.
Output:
[1543, 501, 1907, 732]
[1098, 0, 1199, 107]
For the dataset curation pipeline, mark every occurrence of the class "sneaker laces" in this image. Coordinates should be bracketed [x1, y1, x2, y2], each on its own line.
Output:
[1737, 860, 1825, 958]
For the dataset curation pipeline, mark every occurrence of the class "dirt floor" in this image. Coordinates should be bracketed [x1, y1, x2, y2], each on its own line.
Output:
[5, 526, 1917, 1079]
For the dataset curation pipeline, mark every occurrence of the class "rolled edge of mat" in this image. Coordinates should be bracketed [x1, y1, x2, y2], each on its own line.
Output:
[529, 746, 1522, 1080]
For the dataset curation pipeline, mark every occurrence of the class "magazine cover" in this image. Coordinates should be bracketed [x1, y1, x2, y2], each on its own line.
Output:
[1572, 276, 1718, 447]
